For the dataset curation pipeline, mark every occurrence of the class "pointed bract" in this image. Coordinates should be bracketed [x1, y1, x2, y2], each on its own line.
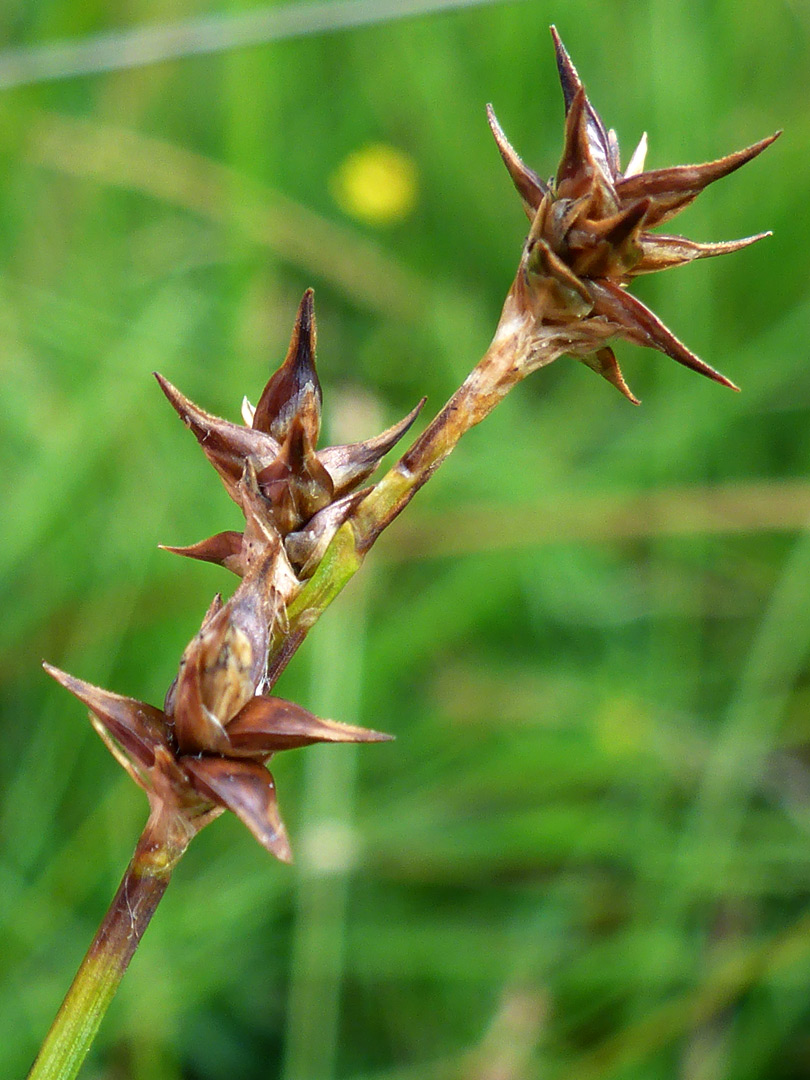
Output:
[616, 133, 780, 229]
[252, 289, 321, 446]
[631, 231, 771, 276]
[587, 279, 739, 390]
[226, 694, 393, 754]
[160, 532, 245, 573]
[556, 87, 615, 205]
[524, 235, 592, 309]
[44, 663, 169, 769]
[565, 197, 649, 278]
[580, 346, 640, 405]
[155, 372, 279, 501]
[257, 415, 335, 533]
[183, 757, 291, 862]
[318, 398, 425, 498]
[285, 489, 369, 578]
[551, 26, 614, 185]
[487, 104, 548, 217]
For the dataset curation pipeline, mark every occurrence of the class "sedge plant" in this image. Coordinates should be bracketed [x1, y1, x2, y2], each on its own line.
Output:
[27, 28, 778, 1080]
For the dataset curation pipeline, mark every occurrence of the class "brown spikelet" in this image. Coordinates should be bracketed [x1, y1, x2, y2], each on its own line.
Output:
[487, 25, 779, 394]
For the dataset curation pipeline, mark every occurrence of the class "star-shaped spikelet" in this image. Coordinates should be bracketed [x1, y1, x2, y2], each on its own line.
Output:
[487, 27, 779, 401]
[45, 554, 392, 862]
[156, 290, 423, 577]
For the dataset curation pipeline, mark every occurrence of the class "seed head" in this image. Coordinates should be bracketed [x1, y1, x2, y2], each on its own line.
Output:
[487, 27, 779, 401]
[157, 289, 423, 579]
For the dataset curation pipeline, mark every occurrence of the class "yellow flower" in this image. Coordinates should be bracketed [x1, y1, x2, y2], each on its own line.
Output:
[331, 143, 418, 226]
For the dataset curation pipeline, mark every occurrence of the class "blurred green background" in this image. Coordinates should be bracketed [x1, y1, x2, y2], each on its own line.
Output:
[1, 0, 809, 1077]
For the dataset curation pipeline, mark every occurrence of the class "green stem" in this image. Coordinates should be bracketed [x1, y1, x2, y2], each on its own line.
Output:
[267, 296, 539, 680]
[27, 811, 186, 1080]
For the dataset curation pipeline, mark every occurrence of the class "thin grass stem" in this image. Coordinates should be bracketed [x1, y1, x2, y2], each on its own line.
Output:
[0, 0, 531, 90]
[268, 306, 538, 681]
[26, 814, 186, 1080]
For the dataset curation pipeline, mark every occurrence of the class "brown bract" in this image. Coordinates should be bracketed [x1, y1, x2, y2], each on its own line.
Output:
[487, 26, 779, 402]
[156, 289, 423, 577]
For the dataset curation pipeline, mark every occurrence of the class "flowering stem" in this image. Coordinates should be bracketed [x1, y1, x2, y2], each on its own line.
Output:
[267, 299, 540, 684]
[27, 811, 188, 1080]
[353, 302, 537, 551]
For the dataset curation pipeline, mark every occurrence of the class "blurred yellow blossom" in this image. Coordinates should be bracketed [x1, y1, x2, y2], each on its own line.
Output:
[330, 143, 418, 226]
